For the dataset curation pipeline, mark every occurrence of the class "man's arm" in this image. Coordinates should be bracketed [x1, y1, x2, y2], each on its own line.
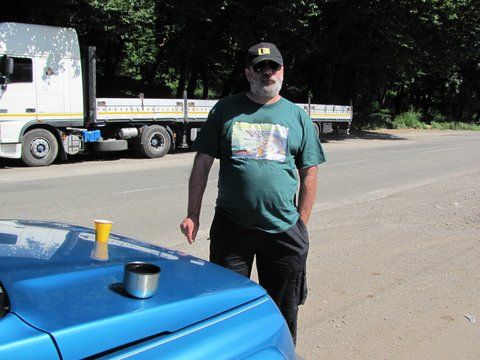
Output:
[180, 153, 215, 244]
[297, 165, 318, 225]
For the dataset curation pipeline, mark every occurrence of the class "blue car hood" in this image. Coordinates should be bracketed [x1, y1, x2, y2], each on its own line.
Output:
[0, 220, 266, 359]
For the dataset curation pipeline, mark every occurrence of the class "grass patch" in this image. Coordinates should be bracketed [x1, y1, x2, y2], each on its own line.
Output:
[431, 121, 480, 131]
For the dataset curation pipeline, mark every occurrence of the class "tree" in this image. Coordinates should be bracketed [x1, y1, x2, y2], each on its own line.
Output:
[2, 0, 478, 123]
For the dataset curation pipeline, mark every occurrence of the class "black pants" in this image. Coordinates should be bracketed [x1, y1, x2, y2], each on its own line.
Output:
[209, 211, 309, 344]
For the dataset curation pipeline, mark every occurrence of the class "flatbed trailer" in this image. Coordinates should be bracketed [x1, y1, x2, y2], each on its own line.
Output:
[0, 22, 352, 167]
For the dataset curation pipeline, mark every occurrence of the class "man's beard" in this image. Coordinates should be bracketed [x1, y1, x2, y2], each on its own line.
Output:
[250, 74, 283, 98]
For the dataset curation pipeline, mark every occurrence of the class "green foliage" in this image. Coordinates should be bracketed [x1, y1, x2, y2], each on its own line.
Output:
[1, 0, 479, 119]
[431, 122, 480, 131]
[430, 112, 450, 123]
[393, 110, 428, 129]
[360, 103, 395, 130]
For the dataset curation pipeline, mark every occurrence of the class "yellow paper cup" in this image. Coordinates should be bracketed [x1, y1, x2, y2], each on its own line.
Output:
[90, 242, 109, 261]
[94, 219, 113, 243]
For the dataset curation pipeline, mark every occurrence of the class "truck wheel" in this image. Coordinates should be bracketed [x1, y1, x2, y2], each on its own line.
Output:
[21, 129, 59, 167]
[139, 125, 171, 158]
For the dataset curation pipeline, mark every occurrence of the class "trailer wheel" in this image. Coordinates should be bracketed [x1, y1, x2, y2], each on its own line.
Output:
[139, 125, 171, 158]
[336, 124, 350, 135]
[21, 129, 59, 167]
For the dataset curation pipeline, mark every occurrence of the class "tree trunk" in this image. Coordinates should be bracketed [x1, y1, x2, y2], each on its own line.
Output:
[176, 62, 187, 98]
[187, 70, 198, 98]
[380, 87, 388, 107]
[202, 69, 209, 99]
[100, 41, 124, 96]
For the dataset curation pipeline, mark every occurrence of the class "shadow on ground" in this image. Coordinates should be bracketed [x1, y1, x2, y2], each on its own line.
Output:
[0, 147, 197, 169]
[0, 131, 406, 168]
[321, 130, 407, 143]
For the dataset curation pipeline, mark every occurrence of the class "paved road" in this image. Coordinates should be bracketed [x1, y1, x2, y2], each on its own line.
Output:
[1, 130, 478, 256]
[1, 130, 479, 358]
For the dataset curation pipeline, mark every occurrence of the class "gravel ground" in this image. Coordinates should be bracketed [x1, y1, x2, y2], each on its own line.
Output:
[297, 168, 480, 359]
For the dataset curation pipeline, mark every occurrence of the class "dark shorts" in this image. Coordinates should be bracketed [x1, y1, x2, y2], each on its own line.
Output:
[209, 210, 309, 344]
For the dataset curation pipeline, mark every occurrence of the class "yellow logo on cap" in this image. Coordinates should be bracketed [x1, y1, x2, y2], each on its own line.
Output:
[258, 48, 271, 55]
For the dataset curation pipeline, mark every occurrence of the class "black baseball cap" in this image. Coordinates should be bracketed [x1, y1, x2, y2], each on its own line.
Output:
[245, 42, 283, 67]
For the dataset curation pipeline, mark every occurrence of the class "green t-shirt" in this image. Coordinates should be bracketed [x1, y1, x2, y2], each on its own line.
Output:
[194, 93, 326, 233]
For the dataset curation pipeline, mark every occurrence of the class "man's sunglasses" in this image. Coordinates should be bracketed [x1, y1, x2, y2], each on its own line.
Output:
[252, 61, 282, 73]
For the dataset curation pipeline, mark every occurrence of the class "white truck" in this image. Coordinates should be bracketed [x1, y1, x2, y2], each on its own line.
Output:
[0, 22, 353, 167]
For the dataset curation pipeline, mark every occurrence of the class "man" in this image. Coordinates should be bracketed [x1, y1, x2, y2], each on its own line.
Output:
[180, 42, 325, 344]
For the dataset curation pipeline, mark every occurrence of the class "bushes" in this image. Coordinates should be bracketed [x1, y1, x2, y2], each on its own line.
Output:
[360, 107, 480, 131]
[392, 110, 427, 129]
[362, 109, 395, 130]
[357, 102, 395, 130]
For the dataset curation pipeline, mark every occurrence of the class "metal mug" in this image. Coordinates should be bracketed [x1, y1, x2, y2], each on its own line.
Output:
[123, 262, 161, 299]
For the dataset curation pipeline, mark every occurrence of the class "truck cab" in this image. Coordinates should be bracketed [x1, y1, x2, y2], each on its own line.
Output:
[0, 22, 84, 165]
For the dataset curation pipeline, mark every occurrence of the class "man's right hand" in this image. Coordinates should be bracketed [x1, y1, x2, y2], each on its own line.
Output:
[180, 217, 199, 244]
[181, 152, 214, 245]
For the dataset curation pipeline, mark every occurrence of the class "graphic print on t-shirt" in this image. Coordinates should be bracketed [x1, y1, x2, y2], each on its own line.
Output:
[231, 122, 288, 161]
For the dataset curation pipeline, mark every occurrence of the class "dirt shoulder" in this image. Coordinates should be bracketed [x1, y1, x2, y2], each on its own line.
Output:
[298, 169, 480, 359]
